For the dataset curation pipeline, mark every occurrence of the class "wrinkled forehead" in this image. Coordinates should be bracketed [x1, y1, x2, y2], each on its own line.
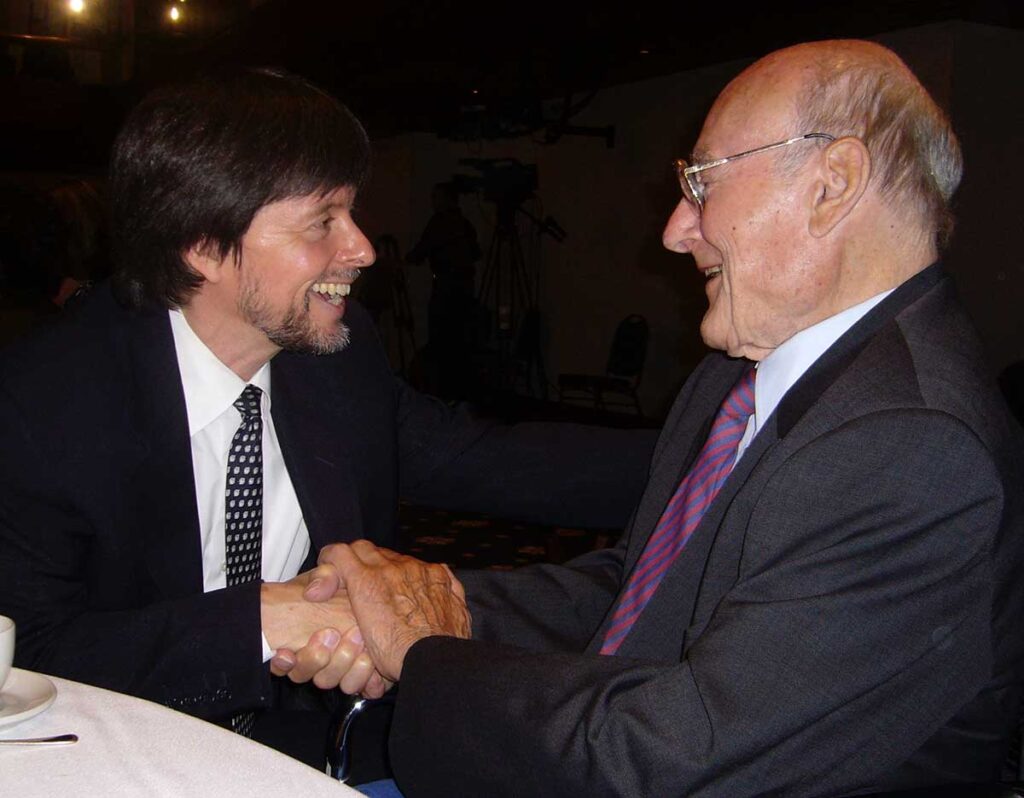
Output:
[693, 61, 803, 161]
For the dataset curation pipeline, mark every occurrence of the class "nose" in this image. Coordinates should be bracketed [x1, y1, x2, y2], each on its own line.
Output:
[338, 219, 376, 268]
[661, 198, 702, 254]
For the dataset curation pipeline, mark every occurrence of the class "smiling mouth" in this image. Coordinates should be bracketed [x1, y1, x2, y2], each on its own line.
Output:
[311, 282, 352, 306]
[704, 266, 722, 280]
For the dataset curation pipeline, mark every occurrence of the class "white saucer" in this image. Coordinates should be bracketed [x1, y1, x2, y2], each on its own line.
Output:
[0, 669, 57, 730]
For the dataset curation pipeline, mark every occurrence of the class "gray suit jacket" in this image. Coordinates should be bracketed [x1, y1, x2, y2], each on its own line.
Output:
[388, 265, 1024, 797]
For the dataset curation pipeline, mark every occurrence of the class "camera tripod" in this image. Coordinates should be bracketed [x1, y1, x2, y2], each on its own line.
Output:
[477, 200, 551, 398]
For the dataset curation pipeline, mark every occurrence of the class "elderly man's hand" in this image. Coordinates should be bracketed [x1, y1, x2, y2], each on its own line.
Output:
[261, 565, 389, 696]
[317, 541, 472, 682]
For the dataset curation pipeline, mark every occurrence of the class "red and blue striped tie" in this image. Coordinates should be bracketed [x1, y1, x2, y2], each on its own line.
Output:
[601, 366, 755, 655]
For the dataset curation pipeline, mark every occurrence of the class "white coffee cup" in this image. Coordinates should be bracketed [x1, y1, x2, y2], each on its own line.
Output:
[0, 615, 15, 692]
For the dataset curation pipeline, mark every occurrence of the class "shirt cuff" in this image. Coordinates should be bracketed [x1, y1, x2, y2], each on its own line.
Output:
[261, 633, 274, 663]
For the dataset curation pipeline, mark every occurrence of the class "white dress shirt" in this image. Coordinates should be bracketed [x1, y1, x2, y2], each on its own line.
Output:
[735, 289, 894, 462]
[169, 309, 311, 658]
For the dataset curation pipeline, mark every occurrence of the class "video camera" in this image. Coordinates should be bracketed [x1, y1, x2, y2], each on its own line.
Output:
[451, 158, 538, 208]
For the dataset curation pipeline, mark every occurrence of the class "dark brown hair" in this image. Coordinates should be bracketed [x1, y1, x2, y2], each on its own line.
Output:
[110, 67, 371, 308]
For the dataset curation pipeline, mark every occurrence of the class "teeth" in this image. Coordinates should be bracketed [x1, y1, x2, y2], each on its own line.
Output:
[312, 282, 351, 297]
[705, 266, 722, 279]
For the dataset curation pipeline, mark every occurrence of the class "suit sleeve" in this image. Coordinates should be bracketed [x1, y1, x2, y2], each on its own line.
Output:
[457, 540, 626, 653]
[388, 410, 1005, 798]
[393, 378, 658, 531]
[0, 386, 269, 720]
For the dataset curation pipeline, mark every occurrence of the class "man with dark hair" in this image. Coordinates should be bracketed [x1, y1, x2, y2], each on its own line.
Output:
[0, 68, 653, 769]
[308, 40, 1024, 796]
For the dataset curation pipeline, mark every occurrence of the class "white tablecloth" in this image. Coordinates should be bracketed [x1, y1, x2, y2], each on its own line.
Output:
[0, 670, 359, 797]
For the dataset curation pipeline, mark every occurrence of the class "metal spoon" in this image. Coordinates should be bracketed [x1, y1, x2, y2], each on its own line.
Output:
[0, 733, 78, 746]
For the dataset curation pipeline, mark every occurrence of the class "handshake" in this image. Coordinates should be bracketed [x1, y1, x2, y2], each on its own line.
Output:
[260, 541, 472, 698]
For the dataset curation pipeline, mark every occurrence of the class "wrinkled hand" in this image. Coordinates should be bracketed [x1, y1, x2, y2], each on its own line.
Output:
[261, 565, 387, 695]
[317, 541, 472, 682]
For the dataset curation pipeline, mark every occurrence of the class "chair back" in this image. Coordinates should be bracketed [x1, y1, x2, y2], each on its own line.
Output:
[606, 314, 649, 381]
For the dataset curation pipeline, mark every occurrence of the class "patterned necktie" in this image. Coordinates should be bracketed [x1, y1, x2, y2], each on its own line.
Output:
[226, 384, 263, 736]
[601, 366, 755, 655]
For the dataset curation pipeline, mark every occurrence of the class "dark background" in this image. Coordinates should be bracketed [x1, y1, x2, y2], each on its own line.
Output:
[3, 1, 1022, 167]
[2, 1, 1022, 417]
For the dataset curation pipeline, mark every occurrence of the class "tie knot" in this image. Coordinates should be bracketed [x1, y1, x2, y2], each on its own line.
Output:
[234, 384, 262, 421]
[721, 366, 755, 421]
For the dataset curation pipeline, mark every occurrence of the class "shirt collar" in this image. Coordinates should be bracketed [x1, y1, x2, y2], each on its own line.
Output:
[168, 309, 272, 436]
[752, 289, 894, 434]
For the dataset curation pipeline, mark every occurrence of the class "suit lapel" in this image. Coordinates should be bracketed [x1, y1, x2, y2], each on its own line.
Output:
[120, 303, 205, 599]
[270, 352, 362, 556]
[776, 263, 943, 436]
[621, 357, 749, 576]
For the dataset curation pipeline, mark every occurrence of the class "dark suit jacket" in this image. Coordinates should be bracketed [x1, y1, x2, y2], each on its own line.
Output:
[0, 285, 655, 735]
[389, 265, 1024, 797]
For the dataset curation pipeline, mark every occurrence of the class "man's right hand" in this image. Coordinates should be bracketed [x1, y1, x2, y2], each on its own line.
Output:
[260, 565, 356, 652]
[260, 565, 388, 695]
[270, 626, 390, 696]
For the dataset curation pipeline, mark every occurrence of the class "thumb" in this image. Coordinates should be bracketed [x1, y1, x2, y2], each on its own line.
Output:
[270, 649, 296, 677]
[317, 543, 363, 583]
[303, 562, 342, 603]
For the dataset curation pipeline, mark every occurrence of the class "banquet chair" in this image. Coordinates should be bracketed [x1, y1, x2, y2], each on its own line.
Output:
[327, 693, 396, 783]
[558, 313, 648, 415]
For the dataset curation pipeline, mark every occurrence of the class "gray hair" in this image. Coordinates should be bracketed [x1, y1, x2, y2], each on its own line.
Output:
[786, 47, 962, 248]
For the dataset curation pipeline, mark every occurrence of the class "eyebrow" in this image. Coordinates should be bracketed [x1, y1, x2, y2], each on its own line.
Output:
[316, 185, 356, 209]
[690, 145, 714, 165]
[303, 197, 350, 221]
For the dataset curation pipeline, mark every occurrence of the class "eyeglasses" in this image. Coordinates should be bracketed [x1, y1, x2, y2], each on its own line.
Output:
[674, 133, 835, 212]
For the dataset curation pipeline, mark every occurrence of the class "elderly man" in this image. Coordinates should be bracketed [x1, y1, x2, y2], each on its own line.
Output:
[311, 39, 1024, 796]
[0, 68, 652, 771]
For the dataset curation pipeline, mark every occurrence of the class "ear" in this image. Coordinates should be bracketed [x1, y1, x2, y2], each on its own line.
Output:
[183, 240, 229, 285]
[808, 137, 871, 239]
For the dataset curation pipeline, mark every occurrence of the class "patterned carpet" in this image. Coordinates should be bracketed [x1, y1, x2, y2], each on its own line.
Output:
[396, 502, 620, 570]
